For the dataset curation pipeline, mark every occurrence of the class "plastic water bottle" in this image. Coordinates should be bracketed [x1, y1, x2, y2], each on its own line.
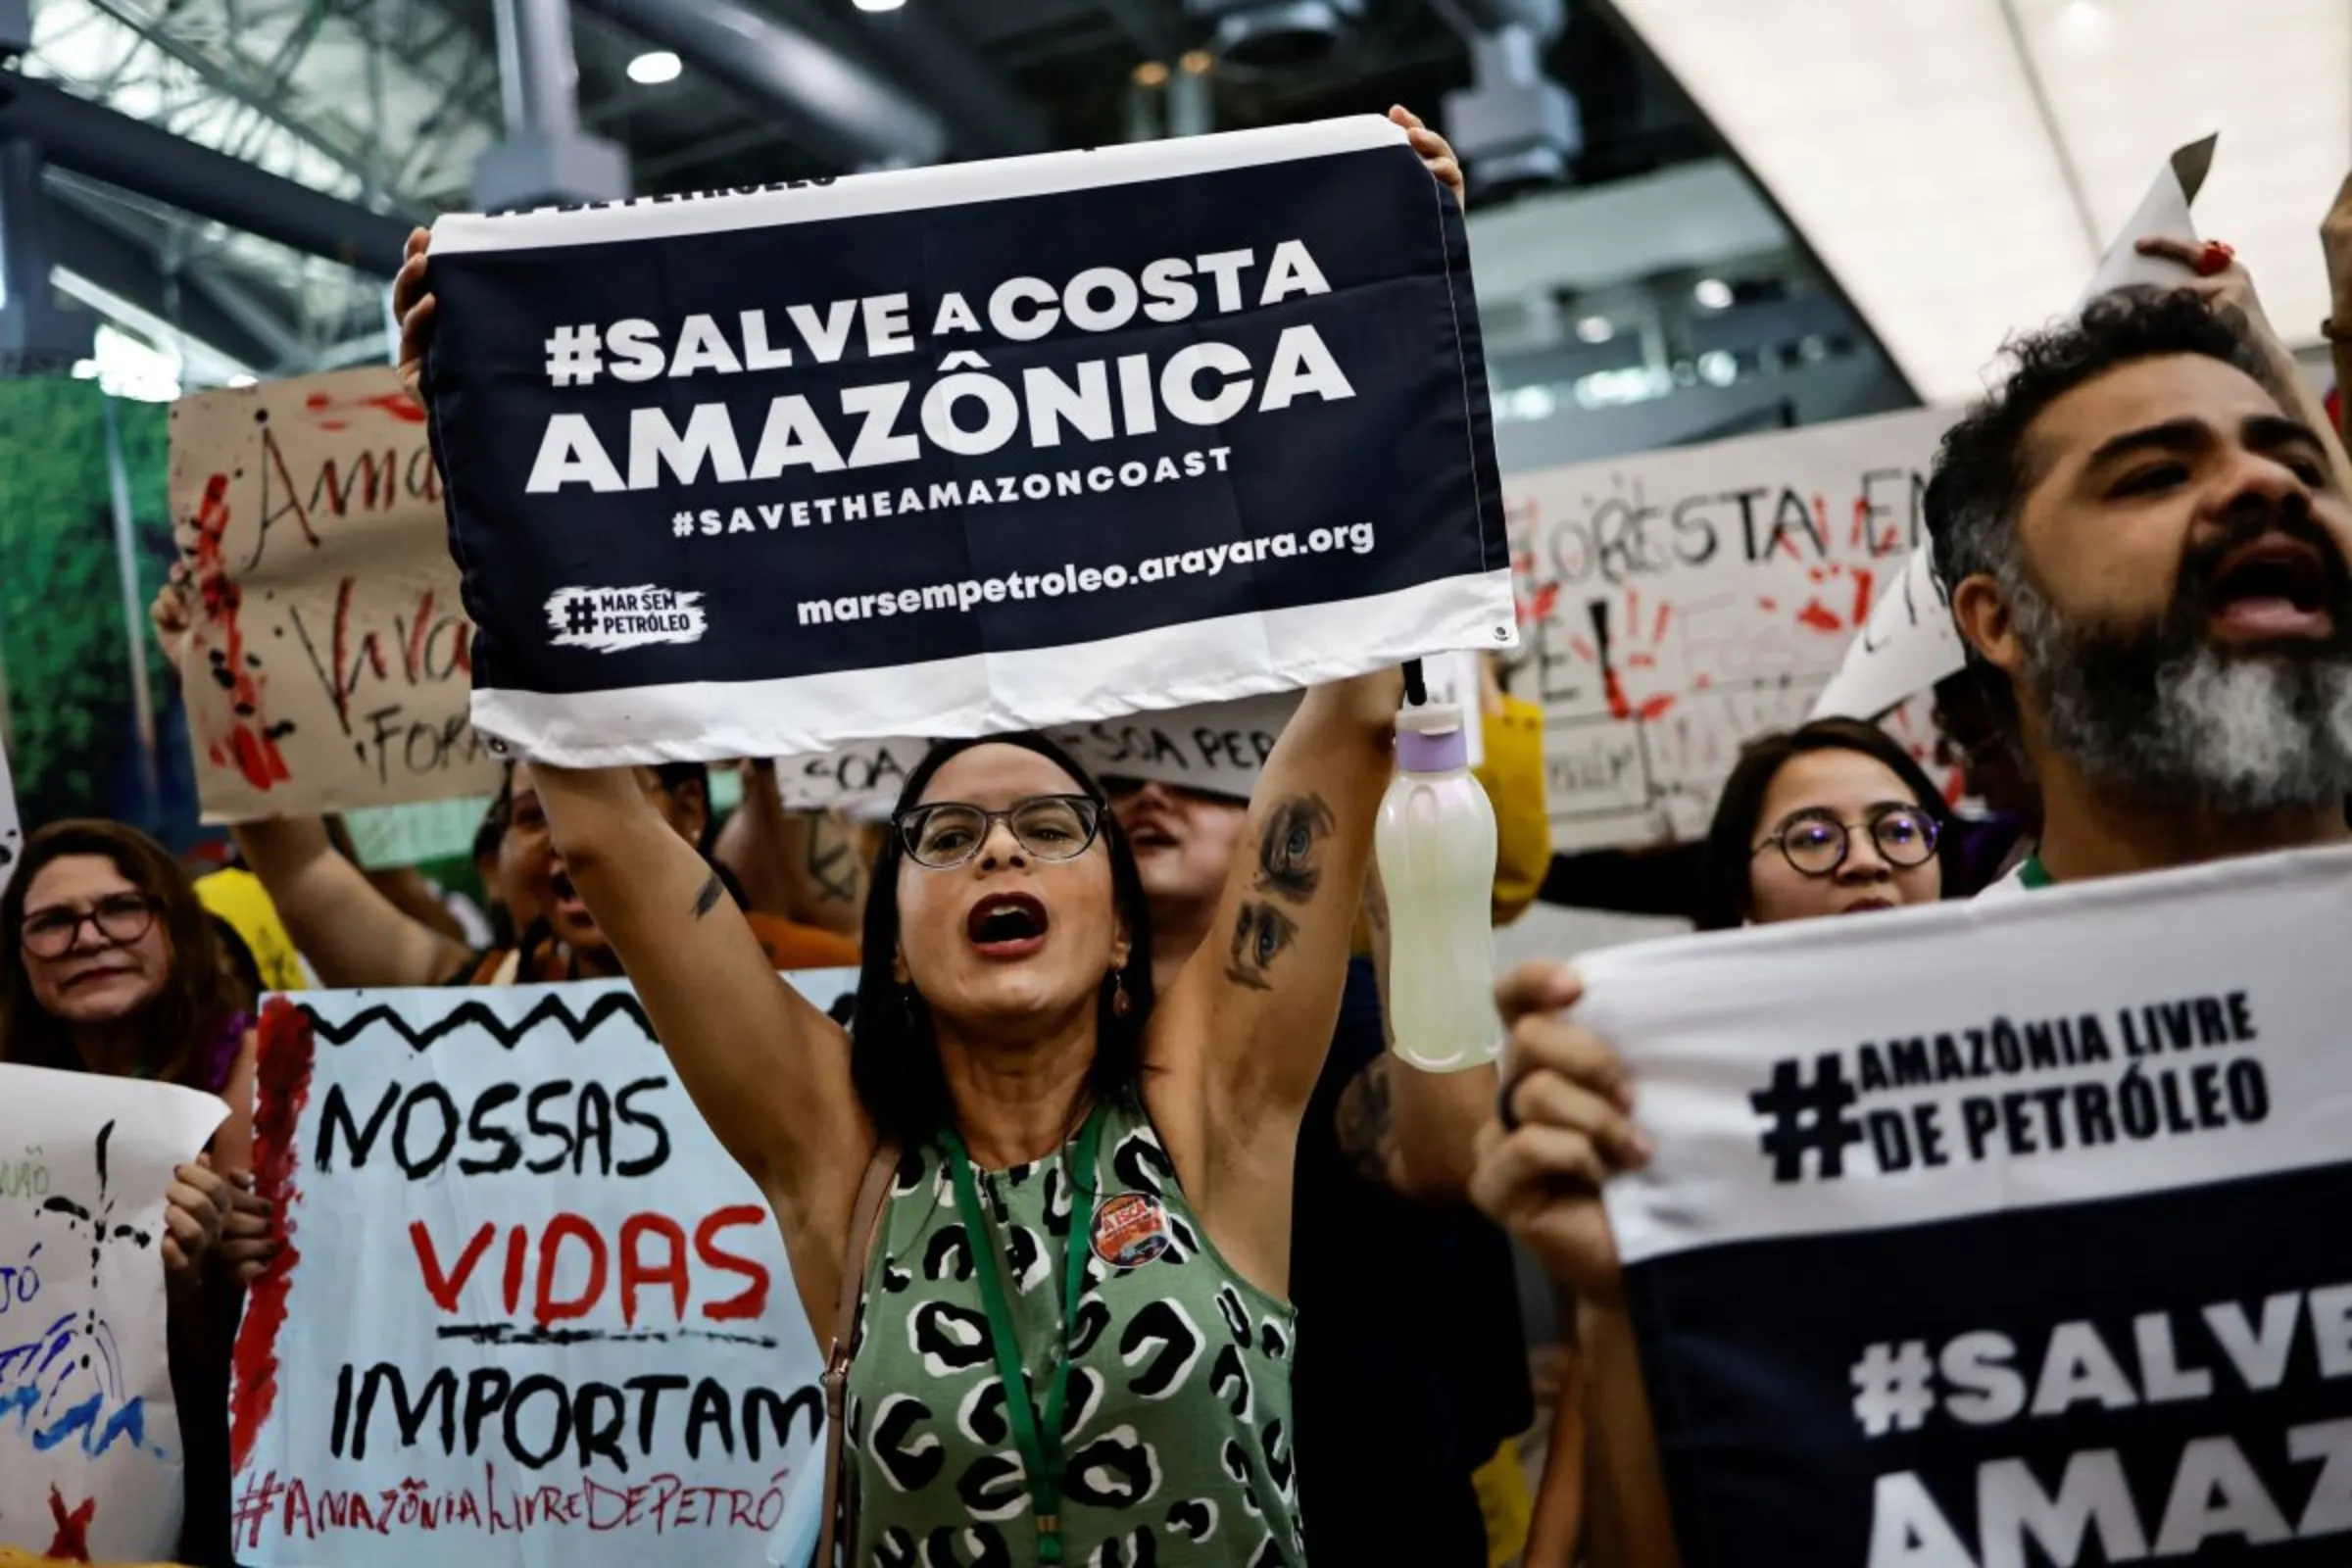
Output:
[1376, 702, 1500, 1072]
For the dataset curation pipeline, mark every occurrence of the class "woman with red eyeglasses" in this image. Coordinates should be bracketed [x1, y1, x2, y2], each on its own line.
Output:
[0, 818, 276, 1566]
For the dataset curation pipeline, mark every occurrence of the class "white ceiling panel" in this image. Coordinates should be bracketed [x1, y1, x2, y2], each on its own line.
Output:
[1614, 0, 2352, 404]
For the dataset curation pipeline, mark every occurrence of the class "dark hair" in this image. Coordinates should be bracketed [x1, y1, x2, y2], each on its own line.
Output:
[1694, 718, 1950, 930]
[0, 819, 240, 1086]
[210, 913, 265, 1013]
[651, 762, 714, 854]
[488, 760, 715, 854]
[1926, 290, 2278, 729]
[849, 733, 1155, 1150]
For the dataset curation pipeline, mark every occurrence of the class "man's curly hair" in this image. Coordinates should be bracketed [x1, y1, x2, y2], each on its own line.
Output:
[1923, 289, 2279, 730]
[1926, 288, 2277, 595]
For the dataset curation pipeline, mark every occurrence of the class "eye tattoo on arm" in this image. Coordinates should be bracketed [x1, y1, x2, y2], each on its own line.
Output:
[1254, 795, 1335, 904]
[1226, 901, 1298, 991]
[692, 873, 726, 919]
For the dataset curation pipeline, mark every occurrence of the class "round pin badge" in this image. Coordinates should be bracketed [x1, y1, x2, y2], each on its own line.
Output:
[1090, 1191, 1172, 1270]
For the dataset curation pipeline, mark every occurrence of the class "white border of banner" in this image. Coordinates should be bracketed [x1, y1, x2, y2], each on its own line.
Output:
[472, 570, 1513, 766]
[1588, 842, 2352, 1268]
[431, 118, 1409, 254]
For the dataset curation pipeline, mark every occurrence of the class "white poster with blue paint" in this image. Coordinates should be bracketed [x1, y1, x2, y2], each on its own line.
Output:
[0, 1063, 229, 1561]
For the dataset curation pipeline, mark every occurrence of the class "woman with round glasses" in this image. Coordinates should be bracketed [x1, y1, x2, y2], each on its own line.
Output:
[391, 104, 1465, 1567]
[518, 689, 1396, 1565]
[0, 818, 278, 1563]
[1692, 717, 1951, 930]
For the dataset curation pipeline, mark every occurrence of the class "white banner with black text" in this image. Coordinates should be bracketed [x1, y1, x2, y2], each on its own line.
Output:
[228, 974, 856, 1566]
[427, 118, 1514, 765]
[1585, 845, 2352, 1566]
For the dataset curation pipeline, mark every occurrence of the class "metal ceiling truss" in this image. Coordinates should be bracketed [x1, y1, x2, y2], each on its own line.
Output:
[20, 0, 500, 375]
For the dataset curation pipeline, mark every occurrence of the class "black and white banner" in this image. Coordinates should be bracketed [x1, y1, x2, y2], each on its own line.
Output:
[425, 118, 1513, 764]
[1582, 846, 2352, 1566]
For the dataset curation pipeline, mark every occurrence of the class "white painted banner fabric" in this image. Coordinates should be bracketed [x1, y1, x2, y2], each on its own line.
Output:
[1581, 844, 2352, 1565]
[1504, 408, 1956, 849]
[765, 651, 1483, 813]
[0, 1065, 229, 1562]
[227, 975, 855, 1566]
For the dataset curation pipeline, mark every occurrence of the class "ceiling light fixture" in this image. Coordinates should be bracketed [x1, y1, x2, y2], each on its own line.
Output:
[852, 0, 907, 11]
[1692, 277, 1734, 311]
[1575, 314, 1616, 343]
[626, 50, 682, 84]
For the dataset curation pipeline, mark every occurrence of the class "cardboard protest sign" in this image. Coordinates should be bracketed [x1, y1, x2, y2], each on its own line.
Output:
[1583, 845, 2352, 1566]
[1504, 408, 1957, 850]
[169, 368, 502, 823]
[2079, 135, 2216, 307]
[342, 795, 497, 871]
[769, 740, 927, 813]
[0, 1066, 229, 1561]
[226, 976, 855, 1565]
[425, 116, 1515, 765]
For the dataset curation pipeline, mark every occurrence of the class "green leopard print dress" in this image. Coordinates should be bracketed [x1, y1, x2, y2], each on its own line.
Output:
[844, 1096, 1306, 1566]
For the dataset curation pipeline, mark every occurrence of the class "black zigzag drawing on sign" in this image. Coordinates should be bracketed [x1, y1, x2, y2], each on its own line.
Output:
[295, 991, 656, 1052]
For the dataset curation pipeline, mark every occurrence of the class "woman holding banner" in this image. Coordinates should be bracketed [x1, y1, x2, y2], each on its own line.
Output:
[393, 105, 1465, 1568]
[0, 819, 276, 1566]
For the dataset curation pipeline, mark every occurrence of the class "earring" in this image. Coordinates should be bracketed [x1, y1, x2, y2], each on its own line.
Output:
[901, 983, 919, 1027]
[1110, 969, 1132, 1019]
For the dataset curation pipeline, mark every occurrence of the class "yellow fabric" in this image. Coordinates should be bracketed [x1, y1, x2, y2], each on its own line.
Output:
[1349, 693, 1553, 953]
[1473, 1436, 1535, 1566]
[1476, 693, 1552, 928]
[195, 866, 307, 992]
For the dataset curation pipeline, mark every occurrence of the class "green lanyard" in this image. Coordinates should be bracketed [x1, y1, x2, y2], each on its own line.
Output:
[940, 1104, 1103, 1566]
[2018, 854, 2052, 890]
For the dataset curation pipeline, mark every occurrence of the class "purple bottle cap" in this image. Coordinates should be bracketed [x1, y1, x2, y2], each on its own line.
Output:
[1396, 703, 1469, 772]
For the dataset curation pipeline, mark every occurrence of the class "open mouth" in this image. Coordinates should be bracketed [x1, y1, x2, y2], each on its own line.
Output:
[965, 892, 1049, 955]
[2207, 537, 2335, 640]
[549, 869, 592, 920]
[1125, 819, 1178, 851]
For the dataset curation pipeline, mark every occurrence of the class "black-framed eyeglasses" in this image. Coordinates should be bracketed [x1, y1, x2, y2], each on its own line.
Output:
[1754, 805, 1939, 878]
[897, 795, 1103, 870]
[21, 892, 160, 959]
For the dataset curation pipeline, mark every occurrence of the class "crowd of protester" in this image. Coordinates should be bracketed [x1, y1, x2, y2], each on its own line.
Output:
[8, 126, 2352, 1568]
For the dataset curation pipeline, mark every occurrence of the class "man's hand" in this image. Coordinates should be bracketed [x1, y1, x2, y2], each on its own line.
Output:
[1390, 105, 1465, 211]
[150, 559, 196, 670]
[1468, 962, 1648, 1304]
[220, 1176, 279, 1285]
[162, 1157, 235, 1283]
[394, 226, 434, 411]
[2133, 234, 2278, 341]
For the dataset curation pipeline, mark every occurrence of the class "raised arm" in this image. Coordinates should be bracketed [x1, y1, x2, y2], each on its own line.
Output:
[1338, 864, 1496, 1203]
[526, 762, 873, 1327]
[232, 816, 471, 988]
[1146, 670, 1398, 1282]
